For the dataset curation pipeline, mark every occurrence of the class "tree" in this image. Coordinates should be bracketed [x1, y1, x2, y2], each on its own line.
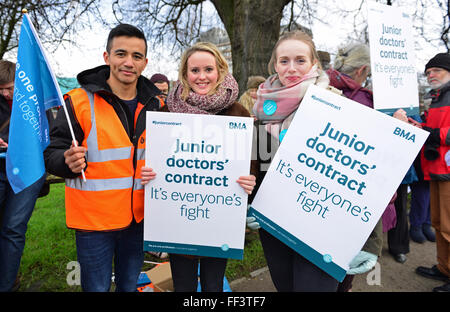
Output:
[381, 0, 449, 51]
[413, 0, 449, 51]
[113, 0, 448, 92]
[212, 0, 292, 92]
[318, 0, 449, 59]
[112, 0, 320, 93]
[0, 0, 102, 59]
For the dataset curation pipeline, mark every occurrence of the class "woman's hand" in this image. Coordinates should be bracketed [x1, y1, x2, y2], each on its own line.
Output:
[141, 167, 157, 185]
[236, 175, 256, 194]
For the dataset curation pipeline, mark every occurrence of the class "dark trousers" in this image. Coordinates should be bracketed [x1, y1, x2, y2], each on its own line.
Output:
[337, 274, 354, 292]
[169, 254, 227, 292]
[409, 181, 431, 227]
[259, 229, 338, 292]
[388, 184, 410, 255]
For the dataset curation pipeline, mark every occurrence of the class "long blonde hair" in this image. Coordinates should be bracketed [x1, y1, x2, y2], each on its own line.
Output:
[178, 42, 229, 100]
[268, 30, 321, 75]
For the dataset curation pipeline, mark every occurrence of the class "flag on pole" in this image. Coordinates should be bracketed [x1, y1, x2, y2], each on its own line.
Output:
[6, 12, 64, 193]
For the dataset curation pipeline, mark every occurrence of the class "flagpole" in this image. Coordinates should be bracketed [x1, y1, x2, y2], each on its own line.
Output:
[22, 9, 86, 182]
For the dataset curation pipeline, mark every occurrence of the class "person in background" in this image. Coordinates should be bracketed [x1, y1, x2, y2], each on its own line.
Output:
[248, 31, 379, 292]
[44, 24, 163, 292]
[0, 60, 46, 292]
[150, 73, 169, 106]
[238, 75, 265, 116]
[414, 52, 450, 292]
[317, 50, 331, 71]
[409, 134, 435, 244]
[141, 41, 257, 292]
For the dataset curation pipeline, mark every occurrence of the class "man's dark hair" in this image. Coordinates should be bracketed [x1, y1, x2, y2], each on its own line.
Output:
[106, 24, 148, 56]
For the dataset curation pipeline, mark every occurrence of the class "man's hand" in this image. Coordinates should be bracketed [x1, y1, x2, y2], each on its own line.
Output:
[407, 117, 422, 128]
[393, 109, 408, 122]
[140, 167, 157, 185]
[64, 141, 86, 174]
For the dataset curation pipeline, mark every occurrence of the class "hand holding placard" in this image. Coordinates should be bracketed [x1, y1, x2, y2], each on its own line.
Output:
[144, 112, 254, 259]
[249, 85, 428, 281]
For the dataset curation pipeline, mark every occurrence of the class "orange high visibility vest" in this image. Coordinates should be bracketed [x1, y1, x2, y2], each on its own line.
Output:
[64, 88, 145, 231]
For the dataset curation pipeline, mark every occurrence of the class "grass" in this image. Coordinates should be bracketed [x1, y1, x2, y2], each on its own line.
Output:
[18, 183, 266, 292]
[19, 183, 80, 292]
[226, 231, 267, 281]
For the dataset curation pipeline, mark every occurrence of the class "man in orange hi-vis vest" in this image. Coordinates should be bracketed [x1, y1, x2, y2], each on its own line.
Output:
[44, 24, 163, 292]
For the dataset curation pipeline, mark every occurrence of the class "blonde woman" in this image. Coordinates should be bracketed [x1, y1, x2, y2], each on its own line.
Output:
[141, 42, 257, 291]
[250, 30, 339, 292]
[249, 32, 383, 292]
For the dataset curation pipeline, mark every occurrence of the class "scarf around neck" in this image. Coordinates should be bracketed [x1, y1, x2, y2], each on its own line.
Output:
[253, 66, 329, 140]
[167, 73, 239, 115]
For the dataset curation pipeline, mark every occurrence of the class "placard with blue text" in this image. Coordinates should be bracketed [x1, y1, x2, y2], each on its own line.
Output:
[144, 112, 253, 259]
[367, 1, 419, 116]
[249, 85, 428, 281]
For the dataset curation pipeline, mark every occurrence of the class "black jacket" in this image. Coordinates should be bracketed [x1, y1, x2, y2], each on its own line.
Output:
[44, 65, 162, 178]
[0, 95, 11, 173]
[0, 94, 11, 143]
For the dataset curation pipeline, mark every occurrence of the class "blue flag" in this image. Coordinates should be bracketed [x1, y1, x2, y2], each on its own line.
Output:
[6, 14, 64, 194]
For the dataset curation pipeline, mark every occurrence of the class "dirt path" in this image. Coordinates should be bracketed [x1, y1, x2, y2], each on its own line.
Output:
[353, 232, 440, 292]
[230, 232, 442, 292]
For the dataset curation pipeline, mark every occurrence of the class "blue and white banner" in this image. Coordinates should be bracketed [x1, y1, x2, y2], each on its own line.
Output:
[249, 85, 428, 282]
[144, 112, 253, 260]
[6, 13, 63, 193]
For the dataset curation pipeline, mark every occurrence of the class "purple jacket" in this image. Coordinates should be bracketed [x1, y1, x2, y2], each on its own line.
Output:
[326, 68, 374, 108]
[326, 68, 397, 234]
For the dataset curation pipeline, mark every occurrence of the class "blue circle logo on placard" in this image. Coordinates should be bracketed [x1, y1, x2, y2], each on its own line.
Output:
[221, 244, 229, 252]
[323, 254, 332, 263]
[263, 100, 277, 116]
[279, 129, 287, 142]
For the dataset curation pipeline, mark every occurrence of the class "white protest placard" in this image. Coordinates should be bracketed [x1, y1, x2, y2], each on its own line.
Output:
[249, 85, 428, 281]
[144, 112, 253, 260]
[367, 1, 419, 116]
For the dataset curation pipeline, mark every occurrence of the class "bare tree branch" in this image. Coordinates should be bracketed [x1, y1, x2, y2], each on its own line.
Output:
[0, 0, 104, 58]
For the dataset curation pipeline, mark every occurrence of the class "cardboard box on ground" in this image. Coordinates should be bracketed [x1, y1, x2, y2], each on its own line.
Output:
[146, 262, 174, 292]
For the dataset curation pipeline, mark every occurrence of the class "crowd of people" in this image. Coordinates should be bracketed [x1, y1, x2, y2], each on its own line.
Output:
[0, 22, 449, 293]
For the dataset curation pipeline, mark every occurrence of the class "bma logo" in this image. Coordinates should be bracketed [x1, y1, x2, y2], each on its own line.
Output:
[393, 127, 415, 142]
[229, 122, 247, 130]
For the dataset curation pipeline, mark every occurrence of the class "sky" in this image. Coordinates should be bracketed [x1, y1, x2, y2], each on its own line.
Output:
[42, 0, 445, 80]
[50, 0, 180, 80]
[51, 24, 180, 81]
